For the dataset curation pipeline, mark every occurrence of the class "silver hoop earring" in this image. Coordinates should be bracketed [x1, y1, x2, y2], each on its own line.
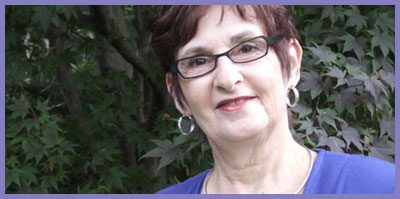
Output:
[286, 87, 299, 108]
[177, 115, 195, 135]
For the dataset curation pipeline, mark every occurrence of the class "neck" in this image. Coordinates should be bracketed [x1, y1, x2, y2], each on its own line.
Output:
[207, 125, 314, 194]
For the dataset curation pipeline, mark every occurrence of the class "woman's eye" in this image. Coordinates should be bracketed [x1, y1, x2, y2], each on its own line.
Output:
[189, 57, 209, 67]
[239, 45, 256, 53]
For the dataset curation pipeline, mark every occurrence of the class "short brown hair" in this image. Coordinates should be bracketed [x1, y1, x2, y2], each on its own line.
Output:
[150, 5, 299, 110]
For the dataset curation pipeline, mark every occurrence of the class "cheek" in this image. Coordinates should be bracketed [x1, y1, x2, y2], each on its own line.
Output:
[251, 70, 287, 116]
[180, 80, 212, 115]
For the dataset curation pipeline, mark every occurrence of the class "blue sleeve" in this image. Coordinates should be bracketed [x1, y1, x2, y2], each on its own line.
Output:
[305, 150, 395, 194]
[338, 155, 395, 194]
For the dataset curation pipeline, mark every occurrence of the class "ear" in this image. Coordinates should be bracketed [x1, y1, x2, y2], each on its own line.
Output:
[166, 73, 191, 115]
[286, 39, 303, 88]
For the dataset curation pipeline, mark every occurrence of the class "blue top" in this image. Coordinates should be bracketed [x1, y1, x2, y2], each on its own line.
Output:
[156, 149, 395, 194]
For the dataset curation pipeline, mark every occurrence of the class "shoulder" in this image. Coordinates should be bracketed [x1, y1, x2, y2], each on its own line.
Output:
[306, 149, 395, 194]
[156, 169, 210, 194]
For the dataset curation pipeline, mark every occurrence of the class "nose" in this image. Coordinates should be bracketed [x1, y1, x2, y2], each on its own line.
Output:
[213, 56, 243, 92]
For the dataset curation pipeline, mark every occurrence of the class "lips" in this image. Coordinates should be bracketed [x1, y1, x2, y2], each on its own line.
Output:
[216, 96, 256, 111]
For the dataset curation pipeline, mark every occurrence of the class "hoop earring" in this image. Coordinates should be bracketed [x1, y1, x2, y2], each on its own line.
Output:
[177, 115, 195, 135]
[286, 87, 299, 108]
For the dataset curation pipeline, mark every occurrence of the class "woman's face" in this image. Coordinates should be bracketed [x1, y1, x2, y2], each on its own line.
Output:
[168, 6, 302, 143]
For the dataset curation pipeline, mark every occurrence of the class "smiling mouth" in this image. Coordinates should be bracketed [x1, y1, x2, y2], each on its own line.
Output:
[216, 96, 256, 111]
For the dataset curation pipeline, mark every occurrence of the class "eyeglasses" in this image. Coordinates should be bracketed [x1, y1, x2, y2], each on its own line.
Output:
[172, 34, 283, 79]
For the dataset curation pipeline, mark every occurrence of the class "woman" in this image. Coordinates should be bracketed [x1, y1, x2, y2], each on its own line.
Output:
[150, 5, 394, 194]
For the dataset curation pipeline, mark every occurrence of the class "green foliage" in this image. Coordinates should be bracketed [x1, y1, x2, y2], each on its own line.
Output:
[6, 5, 394, 194]
[293, 6, 394, 161]
[6, 5, 159, 193]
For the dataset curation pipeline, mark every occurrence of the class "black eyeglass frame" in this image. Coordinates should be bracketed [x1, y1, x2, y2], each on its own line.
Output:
[170, 34, 283, 79]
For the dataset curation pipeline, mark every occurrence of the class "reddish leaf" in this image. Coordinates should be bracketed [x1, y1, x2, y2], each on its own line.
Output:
[292, 104, 312, 118]
[378, 70, 394, 90]
[380, 120, 394, 140]
[344, 7, 367, 32]
[333, 88, 356, 114]
[340, 34, 367, 60]
[307, 45, 337, 64]
[369, 138, 394, 163]
[369, 29, 394, 57]
[341, 123, 363, 152]
[325, 67, 347, 88]
[318, 135, 345, 153]
[363, 75, 387, 101]
[376, 56, 394, 73]
[297, 119, 314, 135]
[316, 108, 338, 130]
[298, 71, 323, 99]
[375, 12, 395, 32]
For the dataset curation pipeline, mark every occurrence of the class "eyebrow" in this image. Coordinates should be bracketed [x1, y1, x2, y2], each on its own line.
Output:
[180, 31, 259, 59]
[230, 31, 258, 44]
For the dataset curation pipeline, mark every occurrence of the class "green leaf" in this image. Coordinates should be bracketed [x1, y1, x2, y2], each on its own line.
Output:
[31, 6, 52, 32]
[156, 147, 180, 172]
[21, 165, 39, 186]
[201, 143, 210, 153]
[6, 167, 12, 189]
[7, 155, 20, 168]
[9, 135, 26, 146]
[41, 175, 59, 192]
[7, 99, 31, 119]
[140, 147, 166, 159]
[324, 67, 347, 88]
[321, 6, 336, 22]
[36, 100, 51, 113]
[151, 139, 173, 148]
[344, 6, 367, 32]
[93, 147, 121, 163]
[317, 108, 338, 130]
[103, 167, 127, 189]
[40, 128, 61, 148]
[321, 6, 344, 25]
[375, 12, 394, 32]
[77, 182, 97, 194]
[25, 140, 45, 163]
[58, 140, 78, 155]
[292, 104, 312, 118]
[297, 119, 314, 135]
[55, 6, 79, 21]
[376, 56, 394, 73]
[23, 118, 40, 132]
[173, 134, 191, 147]
[369, 30, 394, 57]
[378, 70, 394, 90]
[345, 62, 368, 79]
[365, 95, 376, 117]
[340, 34, 367, 60]
[51, 15, 61, 27]
[187, 140, 202, 152]
[11, 169, 22, 187]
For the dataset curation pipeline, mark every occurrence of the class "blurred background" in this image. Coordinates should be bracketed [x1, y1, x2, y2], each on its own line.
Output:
[5, 5, 395, 193]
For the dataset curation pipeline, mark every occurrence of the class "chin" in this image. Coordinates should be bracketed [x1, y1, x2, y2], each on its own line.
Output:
[220, 119, 270, 142]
